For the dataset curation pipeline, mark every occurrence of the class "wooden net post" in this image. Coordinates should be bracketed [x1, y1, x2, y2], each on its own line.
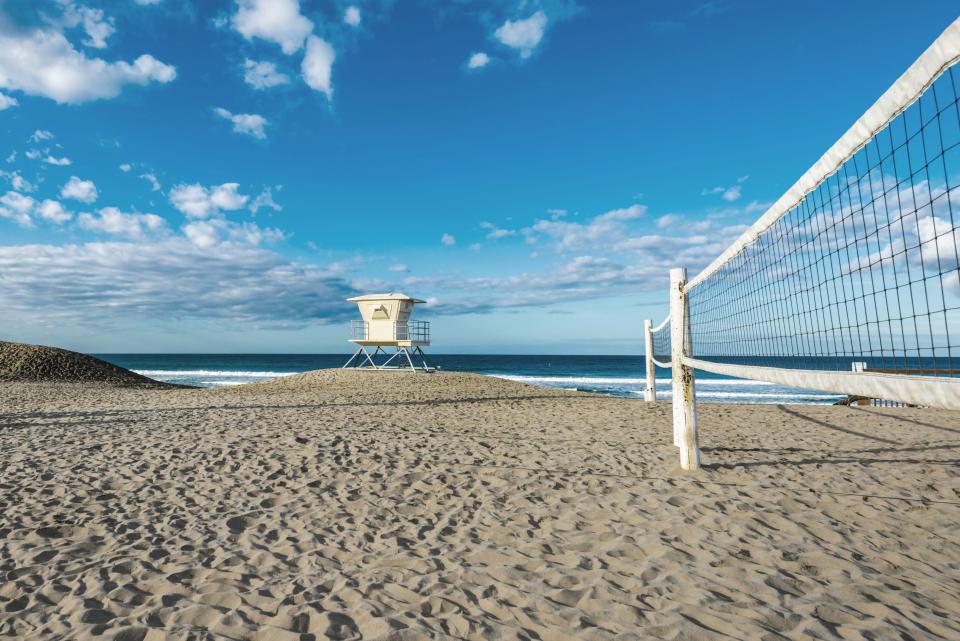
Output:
[644, 319, 656, 402]
[670, 268, 701, 470]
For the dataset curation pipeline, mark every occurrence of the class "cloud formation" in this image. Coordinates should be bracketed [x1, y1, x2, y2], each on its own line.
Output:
[228, 0, 335, 98]
[30, 130, 54, 142]
[301, 36, 335, 98]
[243, 59, 290, 89]
[494, 11, 547, 58]
[59, 2, 115, 49]
[140, 173, 161, 192]
[467, 52, 490, 69]
[77, 207, 166, 239]
[60, 176, 98, 203]
[0, 238, 356, 327]
[232, 0, 313, 54]
[0, 23, 175, 104]
[0, 191, 36, 227]
[702, 175, 748, 202]
[249, 187, 282, 214]
[0, 170, 35, 193]
[480, 221, 515, 239]
[344, 6, 361, 27]
[529, 204, 645, 252]
[214, 107, 268, 139]
[37, 199, 72, 224]
[169, 182, 250, 219]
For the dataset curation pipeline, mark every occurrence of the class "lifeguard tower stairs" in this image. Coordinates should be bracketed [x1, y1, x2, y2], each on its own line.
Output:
[342, 293, 434, 372]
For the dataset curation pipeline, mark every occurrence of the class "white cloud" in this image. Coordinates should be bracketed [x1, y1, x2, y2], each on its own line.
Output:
[134, 0, 162, 5]
[0, 170, 35, 193]
[722, 185, 741, 202]
[119, 163, 132, 172]
[480, 221, 515, 239]
[389, 263, 408, 272]
[183, 220, 220, 248]
[25, 150, 41, 160]
[169, 182, 250, 219]
[546, 208, 567, 219]
[467, 52, 490, 69]
[494, 11, 547, 58]
[301, 35, 335, 98]
[232, 0, 313, 54]
[0, 24, 176, 104]
[30, 130, 54, 142]
[60, 176, 98, 203]
[230, 220, 286, 246]
[60, 2, 116, 49]
[37, 199, 72, 223]
[140, 172, 161, 192]
[744, 200, 769, 214]
[0, 92, 17, 110]
[249, 187, 282, 214]
[441, 232, 456, 246]
[183, 217, 286, 250]
[344, 6, 361, 27]
[45, 155, 72, 166]
[702, 177, 747, 202]
[0, 191, 36, 227]
[0, 238, 354, 326]
[656, 213, 681, 229]
[214, 107, 268, 140]
[77, 207, 166, 238]
[530, 204, 645, 252]
[243, 59, 290, 89]
[6, 151, 16, 163]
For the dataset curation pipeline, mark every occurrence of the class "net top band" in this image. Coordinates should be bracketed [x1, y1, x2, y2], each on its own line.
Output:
[685, 17, 960, 291]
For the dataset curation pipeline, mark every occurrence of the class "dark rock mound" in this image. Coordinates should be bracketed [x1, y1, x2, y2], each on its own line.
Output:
[0, 341, 173, 387]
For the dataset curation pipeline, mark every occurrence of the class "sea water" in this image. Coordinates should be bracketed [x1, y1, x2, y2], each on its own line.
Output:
[95, 354, 844, 404]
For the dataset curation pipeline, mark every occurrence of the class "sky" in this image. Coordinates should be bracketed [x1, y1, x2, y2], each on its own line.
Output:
[0, 0, 957, 354]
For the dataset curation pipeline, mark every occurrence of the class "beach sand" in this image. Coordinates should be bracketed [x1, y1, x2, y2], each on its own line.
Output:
[1, 369, 958, 640]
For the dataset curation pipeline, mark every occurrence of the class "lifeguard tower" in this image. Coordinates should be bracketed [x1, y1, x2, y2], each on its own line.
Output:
[342, 293, 433, 371]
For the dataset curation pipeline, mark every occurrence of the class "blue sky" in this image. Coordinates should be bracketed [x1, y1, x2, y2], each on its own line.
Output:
[0, 0, 957, 353]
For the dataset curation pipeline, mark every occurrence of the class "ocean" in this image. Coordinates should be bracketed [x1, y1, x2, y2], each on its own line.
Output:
[94, 354, 844, 404]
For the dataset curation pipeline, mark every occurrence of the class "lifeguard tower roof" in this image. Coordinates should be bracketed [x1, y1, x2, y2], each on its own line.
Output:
[346, 293, 426, 303]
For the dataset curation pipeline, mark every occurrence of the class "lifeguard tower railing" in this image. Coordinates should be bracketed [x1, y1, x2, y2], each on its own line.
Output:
[642, 18, 960, 471]
[350, 319, 430, 343]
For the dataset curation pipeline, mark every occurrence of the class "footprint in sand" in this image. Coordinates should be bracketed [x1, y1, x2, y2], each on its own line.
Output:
[226, 515, 253, 533]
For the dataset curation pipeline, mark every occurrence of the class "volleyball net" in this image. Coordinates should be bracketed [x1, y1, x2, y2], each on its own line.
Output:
[650, 316, 672, 367]
[643, 19, 960, 469]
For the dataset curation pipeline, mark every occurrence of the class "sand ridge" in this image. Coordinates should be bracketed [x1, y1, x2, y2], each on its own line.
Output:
[1, 370, 958, 640]
[0, 342, 174, 388]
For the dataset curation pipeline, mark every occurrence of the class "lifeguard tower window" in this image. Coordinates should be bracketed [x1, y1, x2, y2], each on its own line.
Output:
[372, 305, 390, 320]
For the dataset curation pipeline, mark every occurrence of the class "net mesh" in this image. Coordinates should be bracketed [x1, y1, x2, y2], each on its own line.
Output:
[687, 63, 960, 376]
[652, 320, 671, 364]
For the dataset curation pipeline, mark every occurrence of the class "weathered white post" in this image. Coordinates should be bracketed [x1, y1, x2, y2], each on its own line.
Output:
[669, 268, 700, 470]
[644, 319, 656, 402]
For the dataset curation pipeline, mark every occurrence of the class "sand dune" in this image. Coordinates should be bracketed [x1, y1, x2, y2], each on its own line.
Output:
[1, 370, 958, 640]
[0, 341, 172, 387]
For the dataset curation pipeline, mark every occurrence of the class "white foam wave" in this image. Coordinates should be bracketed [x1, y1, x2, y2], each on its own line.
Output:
[135, 369, 296, 378]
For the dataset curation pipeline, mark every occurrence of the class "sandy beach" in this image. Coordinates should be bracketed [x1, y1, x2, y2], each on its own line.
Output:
[2, 368, 959, 640]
